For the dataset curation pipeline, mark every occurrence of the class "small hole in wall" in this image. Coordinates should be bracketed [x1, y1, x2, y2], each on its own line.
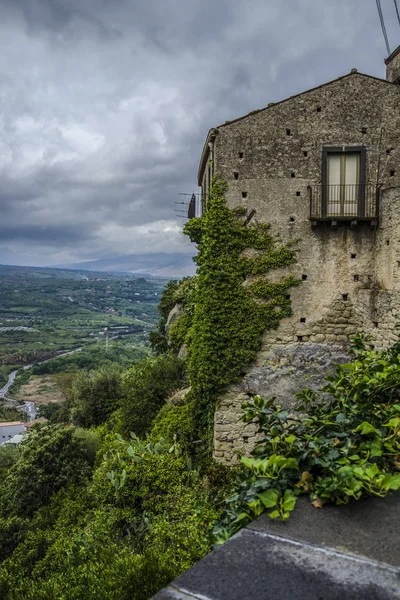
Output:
[243, 436, 249, 443]
[316, 106, 321, 113]
[291, 172, 296, 178]
[300, 317, 306, 323]
[296, 191, 301, 197]
[386, 239, 390, 246]
[354, 275, 359, 282]
[289, 216, 295, 222]
[303, 151, 308, 157]
[242, 191, 247, 198]
[351, 253, 356, 259]
[286, 128, 291, 136]
[386, 148, 392, 155]
[361, 127, 367, 134]
[234, 172, 239, 180]
[285, 294, 291, 300]
[302, 274, 308, 280]
[297, 336, 303, 342]
[373, 321, 378, 328]
[390, 170, 395, 177]
[239, 152, 244, 158]
[342, 293, 349, 301]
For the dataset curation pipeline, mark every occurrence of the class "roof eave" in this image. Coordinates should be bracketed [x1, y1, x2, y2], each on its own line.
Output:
[216, 71, 397, 130]
[197, 129, 217, 186]
[385, 45, 400, 65]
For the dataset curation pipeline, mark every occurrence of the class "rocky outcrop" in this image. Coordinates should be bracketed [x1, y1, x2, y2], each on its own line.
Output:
[165, 303, 184, 339]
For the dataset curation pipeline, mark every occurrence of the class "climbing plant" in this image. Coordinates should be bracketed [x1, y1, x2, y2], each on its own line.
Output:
[182, 178, 300, 452]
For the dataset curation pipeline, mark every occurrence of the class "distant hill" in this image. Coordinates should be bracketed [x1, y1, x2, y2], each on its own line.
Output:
[53, 253, 196, 278]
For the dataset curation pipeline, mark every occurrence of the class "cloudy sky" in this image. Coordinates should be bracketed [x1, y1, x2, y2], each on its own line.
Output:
[0, 0, 398, 266]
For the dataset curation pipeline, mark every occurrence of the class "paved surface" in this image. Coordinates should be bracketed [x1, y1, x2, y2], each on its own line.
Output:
[153, 494, 400, 600]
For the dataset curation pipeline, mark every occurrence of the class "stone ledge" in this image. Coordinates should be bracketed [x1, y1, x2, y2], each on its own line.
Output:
[152, 494, 400, 600]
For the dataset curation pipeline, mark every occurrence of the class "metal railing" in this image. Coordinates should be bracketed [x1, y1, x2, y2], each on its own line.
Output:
[309, 184, 380, 220]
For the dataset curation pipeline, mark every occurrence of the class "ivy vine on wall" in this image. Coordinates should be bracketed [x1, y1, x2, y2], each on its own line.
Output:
[181, 178, 301, 454]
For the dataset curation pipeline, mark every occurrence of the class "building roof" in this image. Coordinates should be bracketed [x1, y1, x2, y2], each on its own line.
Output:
[3, 434, 25, 445]
[385, 44, 400, 65]
[0, 421, 24, 427]
[198, 70, 397, 184]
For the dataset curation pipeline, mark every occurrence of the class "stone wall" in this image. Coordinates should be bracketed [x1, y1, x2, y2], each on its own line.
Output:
[386, 45, 400, 83]
[199, 72, 400, 464]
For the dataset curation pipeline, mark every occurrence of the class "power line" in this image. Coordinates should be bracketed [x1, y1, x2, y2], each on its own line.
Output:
[376, 0, 391, 55]
[394, 0, 400, 27]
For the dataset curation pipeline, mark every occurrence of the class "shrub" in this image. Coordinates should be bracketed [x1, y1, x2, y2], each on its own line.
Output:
[0, 425, 92, 518]
[71, 366, 123, 428]
[214, 336, 400, 544]
[118, 355, 186, 438]
[150, 402, 193, 447]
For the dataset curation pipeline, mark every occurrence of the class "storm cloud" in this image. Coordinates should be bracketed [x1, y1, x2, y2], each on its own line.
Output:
[0, 0, 398, 266]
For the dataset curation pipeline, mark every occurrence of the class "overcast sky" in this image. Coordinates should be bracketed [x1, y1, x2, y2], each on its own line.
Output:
[0, 0, 398, 266]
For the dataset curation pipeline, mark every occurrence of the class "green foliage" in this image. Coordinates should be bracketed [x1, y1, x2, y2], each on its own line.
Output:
[0, 428, 228, 600]
[150, 402, 193, 447]
[71, 366, 123, 428]
[0, 445, 19, 480]
[183, 178, 299, 450]
[118, 355, 186, 438]
[37, 403, 64, 422]
[149, 280, 180, 355]
[0, 425, 93, 518]
[73, 428, 103, 467]
[157, 280, 180, 320]
[213, 336, 400, 544]
[0, 265, 163, 372]
[0, 402, 27, 423]
[168, 313, 191, 352]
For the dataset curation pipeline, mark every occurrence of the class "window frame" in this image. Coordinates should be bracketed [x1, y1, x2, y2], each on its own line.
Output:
[321, 146, 366, 218]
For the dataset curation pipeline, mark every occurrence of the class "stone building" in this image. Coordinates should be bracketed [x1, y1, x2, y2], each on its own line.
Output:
[196, 48, 400, 464]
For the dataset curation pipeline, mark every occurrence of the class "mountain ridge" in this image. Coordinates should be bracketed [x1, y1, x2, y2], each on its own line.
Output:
[52, 252, 196, 278]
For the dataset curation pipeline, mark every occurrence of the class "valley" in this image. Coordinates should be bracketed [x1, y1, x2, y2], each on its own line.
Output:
[0, 264, 168, 400]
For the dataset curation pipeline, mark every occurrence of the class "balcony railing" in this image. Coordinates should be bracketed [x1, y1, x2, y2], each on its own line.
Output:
[309, 184, 380, 221]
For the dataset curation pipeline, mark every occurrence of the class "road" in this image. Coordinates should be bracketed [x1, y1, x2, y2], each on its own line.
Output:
[0, 369, 18, 399]
[0, 347, 82, 420]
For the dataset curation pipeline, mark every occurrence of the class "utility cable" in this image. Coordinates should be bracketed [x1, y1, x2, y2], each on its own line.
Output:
[376, 0, 391, 55]
[394, 0, 400, 27]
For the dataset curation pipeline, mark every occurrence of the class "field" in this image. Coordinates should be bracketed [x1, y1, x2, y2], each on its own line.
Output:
[14, 375, 65, 405]
[0, 264, 168, 387]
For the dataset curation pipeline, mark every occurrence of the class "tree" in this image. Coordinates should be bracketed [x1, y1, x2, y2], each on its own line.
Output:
[71, 366, 123, 428]
[119, 355, 186, 438]
[0, 425, 92, 518]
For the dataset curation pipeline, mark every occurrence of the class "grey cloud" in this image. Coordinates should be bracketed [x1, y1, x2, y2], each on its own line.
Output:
[0, 0, 398, 266]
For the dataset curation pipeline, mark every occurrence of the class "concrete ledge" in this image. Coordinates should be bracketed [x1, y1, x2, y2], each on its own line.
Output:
[247, 493, 400, 566]
[152, 494, 400, 600]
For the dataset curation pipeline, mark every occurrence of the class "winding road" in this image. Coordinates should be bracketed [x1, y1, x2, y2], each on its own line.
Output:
[0, 347, 82, 421]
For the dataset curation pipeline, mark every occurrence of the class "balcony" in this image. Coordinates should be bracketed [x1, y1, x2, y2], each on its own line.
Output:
[308, 184, 380, 225]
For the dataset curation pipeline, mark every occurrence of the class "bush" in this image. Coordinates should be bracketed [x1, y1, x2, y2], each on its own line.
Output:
[71, 366, 123, 428]
[118, 355, 186, 438]
[150, 402, 193, 448]
[0, 444, 19, 480]
[0, 425, 93, 518]
[214, 336, 400, 544]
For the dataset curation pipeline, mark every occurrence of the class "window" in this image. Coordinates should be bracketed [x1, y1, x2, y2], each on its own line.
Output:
[322, 147, 366, 218]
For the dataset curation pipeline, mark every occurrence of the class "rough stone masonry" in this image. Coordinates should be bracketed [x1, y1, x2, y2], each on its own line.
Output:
[196, 48, 400, 464]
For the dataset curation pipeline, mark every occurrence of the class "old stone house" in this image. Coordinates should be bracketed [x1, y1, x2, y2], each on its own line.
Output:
[195, 47, 400, 464]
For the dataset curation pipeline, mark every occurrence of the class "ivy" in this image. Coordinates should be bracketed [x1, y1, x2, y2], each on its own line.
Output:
[182, 178, 300, 453]
[213, 336, 400, 544]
